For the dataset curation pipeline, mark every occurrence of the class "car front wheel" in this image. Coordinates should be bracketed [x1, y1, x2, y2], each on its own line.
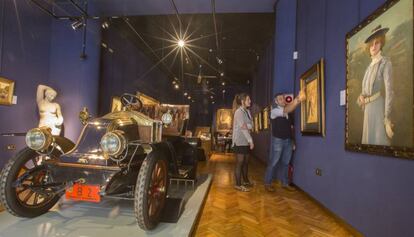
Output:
[134, 151, 168, 230]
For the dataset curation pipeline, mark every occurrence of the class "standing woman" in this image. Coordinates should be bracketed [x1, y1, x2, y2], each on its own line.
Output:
[232, 93, 254, 192]
[357, 25, 394, 145]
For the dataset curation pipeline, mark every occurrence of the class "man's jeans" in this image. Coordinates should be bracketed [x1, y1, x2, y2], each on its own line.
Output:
[264, 137, 293, 186]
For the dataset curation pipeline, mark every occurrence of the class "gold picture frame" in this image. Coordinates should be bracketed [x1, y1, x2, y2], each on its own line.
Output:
[254, 114, 259, 133]
[263, 107, 270, 130]
[258, 112, 263, 131]
[216, 108, 233, 133]
[345, 0, 414, 159]
[300, 58, 325, 136]
[0, 77, 15, 106]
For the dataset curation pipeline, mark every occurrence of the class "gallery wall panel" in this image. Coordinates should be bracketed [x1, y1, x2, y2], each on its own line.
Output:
[286, 0, 414, 236]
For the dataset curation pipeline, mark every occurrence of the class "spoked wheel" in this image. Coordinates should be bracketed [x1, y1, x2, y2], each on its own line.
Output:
[0, 148, 61, 217]
[135, 151, 168, 230]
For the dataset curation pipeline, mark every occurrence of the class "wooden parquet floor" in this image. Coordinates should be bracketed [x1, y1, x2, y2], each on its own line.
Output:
[194, 153, 356, 237]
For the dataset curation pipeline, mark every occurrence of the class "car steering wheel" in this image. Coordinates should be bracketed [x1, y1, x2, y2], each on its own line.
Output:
[120, 93, 143, 111]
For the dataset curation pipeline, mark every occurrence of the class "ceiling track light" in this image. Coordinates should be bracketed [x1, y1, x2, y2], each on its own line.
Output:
[71, 18, 85, 30]
[102, 21, 110, 29]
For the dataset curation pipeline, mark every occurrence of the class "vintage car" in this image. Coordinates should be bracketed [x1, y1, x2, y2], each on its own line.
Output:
[0, 94, 198, 230]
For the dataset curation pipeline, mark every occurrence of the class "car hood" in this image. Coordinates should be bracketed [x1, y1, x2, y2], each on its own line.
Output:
[59, 118, 112, 164]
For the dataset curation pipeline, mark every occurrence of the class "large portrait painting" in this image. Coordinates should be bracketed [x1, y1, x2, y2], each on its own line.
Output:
[0, 77, 15, 106]
[216, 109, 233, 133]
[345, 0, 414, 159]
[300, 59, 325, 136]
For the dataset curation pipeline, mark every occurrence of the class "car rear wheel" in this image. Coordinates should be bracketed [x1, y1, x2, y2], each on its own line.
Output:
[135, 151, 168, 230]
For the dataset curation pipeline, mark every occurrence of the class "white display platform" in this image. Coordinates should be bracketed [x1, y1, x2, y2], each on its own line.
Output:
[0, 174, 212, 237]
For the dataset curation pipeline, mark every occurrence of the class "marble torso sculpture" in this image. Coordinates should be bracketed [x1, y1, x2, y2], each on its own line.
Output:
[37, 85, 64, 136]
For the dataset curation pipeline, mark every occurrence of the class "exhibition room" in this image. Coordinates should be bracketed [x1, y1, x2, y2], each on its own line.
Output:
[0, 0, 413, 236]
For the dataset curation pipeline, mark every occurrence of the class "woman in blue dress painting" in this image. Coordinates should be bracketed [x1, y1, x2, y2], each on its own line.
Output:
[357, 25, 394, 145]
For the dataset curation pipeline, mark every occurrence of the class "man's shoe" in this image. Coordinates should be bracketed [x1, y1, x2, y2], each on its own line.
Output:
[282, 185, 295, 192]
[265, 185, 275, 192]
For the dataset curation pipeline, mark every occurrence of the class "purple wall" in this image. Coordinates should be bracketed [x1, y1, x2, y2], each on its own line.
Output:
[48, 19, 101, 141]
[273, 0, 414, 236]
[0, 0, 52, 169]
[251, 40, 274, 162]
[0, 1, 101, 168]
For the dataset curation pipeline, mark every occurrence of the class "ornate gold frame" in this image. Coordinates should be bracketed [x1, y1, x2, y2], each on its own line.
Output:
[300, 59, 325, 136]
[345, 0, 414, 159]
[0, 77, 15, 106]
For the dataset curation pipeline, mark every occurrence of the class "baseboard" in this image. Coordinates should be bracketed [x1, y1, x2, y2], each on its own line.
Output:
[293, 185, 364, 237]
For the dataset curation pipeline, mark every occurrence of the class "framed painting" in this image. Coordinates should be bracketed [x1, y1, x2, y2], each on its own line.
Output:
[263, 107, 270, 130]
[258, 111, 263, 131]
[254, 114, 259, 133]
[216, 108, 233, 133]
[345, 0, 414, 159]
[0, 77, 15, 106]
[300, 59, 325, 136]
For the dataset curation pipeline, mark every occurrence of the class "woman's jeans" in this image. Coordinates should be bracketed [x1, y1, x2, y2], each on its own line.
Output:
[264, 137, 293, 186]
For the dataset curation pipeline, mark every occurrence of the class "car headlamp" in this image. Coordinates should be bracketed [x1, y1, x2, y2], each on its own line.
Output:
[25, 127, 53, 151]
[100, 130, 127, 156]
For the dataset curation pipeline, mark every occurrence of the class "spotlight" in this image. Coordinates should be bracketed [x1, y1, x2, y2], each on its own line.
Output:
[210, 95, 214, 99]
[71, 19, 84, 30]
[172, 81, 177, 85]
[212, 101, 215, 104]
[221, 82, 226, 86]
[174, 84, 180, 89]
[222, 89, 226, 93]
[188, 96, 192, 99]
[184, 92, 188, 96]
[177, 39, 185, 48]
[102, 21, 110, 29]
[220, 72, 225, 77]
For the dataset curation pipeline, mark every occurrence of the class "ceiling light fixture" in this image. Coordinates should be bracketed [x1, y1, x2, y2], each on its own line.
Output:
[222, 89, 226, 93]
[71, 18, 84, 30]
[184, 92, 188, 96]
[188, 96, 192, 99]
[220, 72, 224, 77]
[177, 39, 186, 48]
[174, 84, 180, 89]
[102, 21, 110, 29]
[221, 82, 225, 86]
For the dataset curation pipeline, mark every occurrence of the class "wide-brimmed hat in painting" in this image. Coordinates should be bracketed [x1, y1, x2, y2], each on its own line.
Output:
[364, 25, 389, 43]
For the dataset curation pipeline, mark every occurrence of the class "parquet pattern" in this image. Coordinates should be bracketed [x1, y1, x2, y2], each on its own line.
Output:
[194, 153, 356, 237]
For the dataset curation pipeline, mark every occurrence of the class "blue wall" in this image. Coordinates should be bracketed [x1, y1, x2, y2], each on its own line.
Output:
[251, 40, 274, 162]
[48, 19, 101, 141]
[273, 0, 414, 236]
[0, 1, 101, 168]
[0, 0, 52, 169]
